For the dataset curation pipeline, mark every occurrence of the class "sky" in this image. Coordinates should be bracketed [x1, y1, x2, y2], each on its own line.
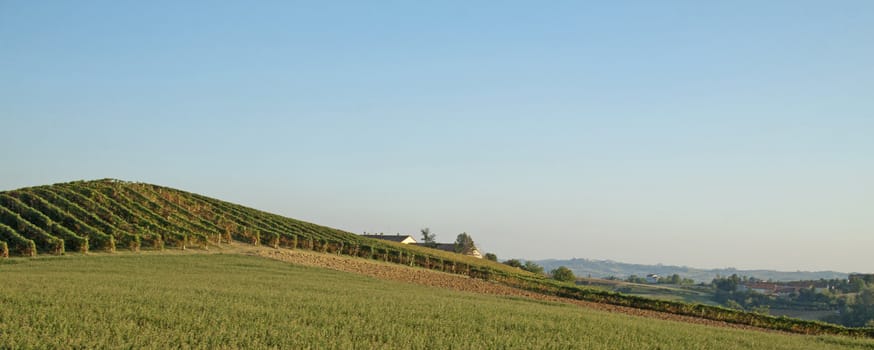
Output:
[2, 1, 872, 273]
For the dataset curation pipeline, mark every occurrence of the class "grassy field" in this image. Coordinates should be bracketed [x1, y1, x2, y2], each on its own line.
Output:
[1, 254, 873, 349]
[3, 180, 871, 336]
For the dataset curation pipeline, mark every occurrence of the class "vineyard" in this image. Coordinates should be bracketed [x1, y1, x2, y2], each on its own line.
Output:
[1, 179, 873, 339]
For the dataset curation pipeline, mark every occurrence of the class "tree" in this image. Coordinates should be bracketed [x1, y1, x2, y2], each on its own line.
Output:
[625, 275, 647, 284]
[523, 261, 544, 275]
[551, 266, 576, 283]
[860, 286, 874, 306]
[713, 274, 741, 292]
[850, 278, 867, 293]
[503, 259, 523, 268]
[484, 253, 498, 261]
[839, 287, 874, 327]
[420, 228, 436, 247]
[454, 232, 476, 254]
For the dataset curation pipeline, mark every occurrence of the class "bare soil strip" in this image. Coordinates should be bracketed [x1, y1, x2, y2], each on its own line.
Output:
[229, 244, 781, 334]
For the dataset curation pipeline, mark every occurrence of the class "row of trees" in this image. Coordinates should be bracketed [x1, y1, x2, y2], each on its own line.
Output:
[710, 274, 874, 327]
[419, 228, 477, 255]
[828, 284, 874, 327]
[502, 259, 543, 274]
[500, 258, 575, 282]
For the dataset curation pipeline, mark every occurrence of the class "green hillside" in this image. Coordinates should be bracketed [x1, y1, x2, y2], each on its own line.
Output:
[1, 179, 872, 338]
[2, 254, 874, 349]
[0, 179, 509, 273]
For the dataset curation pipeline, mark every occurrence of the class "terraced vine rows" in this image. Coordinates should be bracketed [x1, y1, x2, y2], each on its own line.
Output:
[0, 179, 508, 277]
[1, 179, 872, 339]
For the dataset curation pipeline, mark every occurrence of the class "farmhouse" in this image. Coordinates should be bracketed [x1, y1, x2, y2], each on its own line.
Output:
[360, 233, 483, 259]
[361, 234, 417, 244]
[645, 274, 659, 284]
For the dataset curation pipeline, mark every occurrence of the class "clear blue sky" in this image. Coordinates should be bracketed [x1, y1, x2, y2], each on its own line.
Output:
[2, 1, 872, 272]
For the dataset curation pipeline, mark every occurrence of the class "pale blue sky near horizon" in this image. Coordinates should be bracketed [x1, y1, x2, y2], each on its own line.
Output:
[2, 1, 872, 272]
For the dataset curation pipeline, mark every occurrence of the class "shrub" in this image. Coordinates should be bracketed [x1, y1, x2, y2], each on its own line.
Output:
[523, 261, 544, 274]
[280, 234, 297, 249]
[503, 259, 523, 268]
[265, 231, 280, 248]
[118, 233, 140, 252]
[551, 266, 575, 283]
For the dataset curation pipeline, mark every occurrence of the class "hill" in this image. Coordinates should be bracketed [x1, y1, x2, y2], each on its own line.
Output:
[1, 179, 872, 338]
[535, 258, 849, 283]
[0, 179, 504, 270]
[2, 253, 873, 349]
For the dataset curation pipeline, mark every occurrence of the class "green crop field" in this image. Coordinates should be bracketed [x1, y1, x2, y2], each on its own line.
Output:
[1, 254, 873, 349]
[1, 179, 873, 338]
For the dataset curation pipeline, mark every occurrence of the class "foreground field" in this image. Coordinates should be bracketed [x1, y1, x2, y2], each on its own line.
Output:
[1, 254, 872, 349]
[3, 179, 871, 336]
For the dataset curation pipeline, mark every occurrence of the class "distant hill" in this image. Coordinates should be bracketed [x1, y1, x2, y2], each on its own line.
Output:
[534, 258, 848, 283]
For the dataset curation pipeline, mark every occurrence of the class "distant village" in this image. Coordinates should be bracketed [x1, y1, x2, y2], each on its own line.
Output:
[637, 272, 830, 295]
[722, 274, 874, 296]
[636, 273, 874, 296]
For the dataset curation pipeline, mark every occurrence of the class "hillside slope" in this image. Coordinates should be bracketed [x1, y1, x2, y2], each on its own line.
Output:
[0, 179, 509, 273]
[1, 179, 871, 338]
[2, 253, 873, 349]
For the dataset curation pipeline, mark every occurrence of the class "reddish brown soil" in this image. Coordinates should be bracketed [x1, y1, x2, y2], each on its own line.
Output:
[233, 244, 779, 334]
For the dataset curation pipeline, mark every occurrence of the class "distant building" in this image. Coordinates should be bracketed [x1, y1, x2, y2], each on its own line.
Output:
[776, 286, 798, 297]
[740, 283, 779, 295]
[645, 274, 659, 284]
[361, 234, 417, 244]
[783, 281, 832, 294]
[360, 233, 483, 259]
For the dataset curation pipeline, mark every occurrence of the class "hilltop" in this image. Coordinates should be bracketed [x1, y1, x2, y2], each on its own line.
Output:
[535, 258, 848, 283]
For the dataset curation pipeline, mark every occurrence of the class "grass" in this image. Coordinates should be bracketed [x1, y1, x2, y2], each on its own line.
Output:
[2, 254, 874, 349]
[3, 179, 871, 336]
[617, 285, 719, 305]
